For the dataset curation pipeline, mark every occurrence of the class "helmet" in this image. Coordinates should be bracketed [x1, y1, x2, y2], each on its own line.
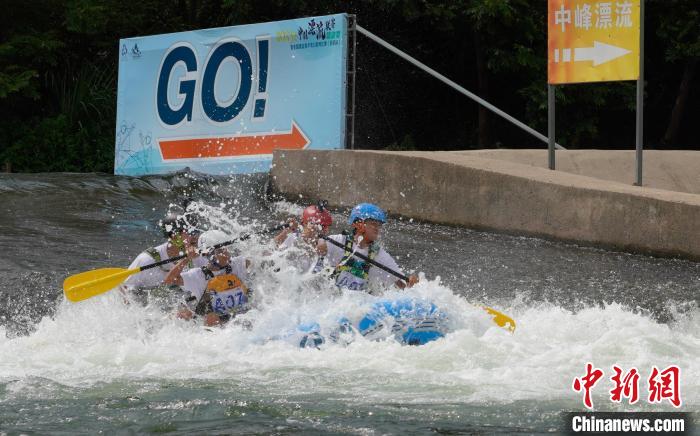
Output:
[301, 205, 332, 229]
[159, 214, 185, 238]
[197, 230, 230, 253]
[347, 203, 386, 225]
[180, 211, 200, 234]
[159, 213, 200, 238]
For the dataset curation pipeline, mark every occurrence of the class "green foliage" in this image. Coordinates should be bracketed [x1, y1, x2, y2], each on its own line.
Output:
[0, 0, 698, 172]
[0, 34, 64, 100]
[1, 115, 113, 172]
[385, 134, 416, 151]
[656, 0, 700, 62]
[0, 69, 39, 99]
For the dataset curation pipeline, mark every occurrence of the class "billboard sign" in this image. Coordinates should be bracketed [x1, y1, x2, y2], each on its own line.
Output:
[548, 1, 639, 84]
[115, 14, 348, 175]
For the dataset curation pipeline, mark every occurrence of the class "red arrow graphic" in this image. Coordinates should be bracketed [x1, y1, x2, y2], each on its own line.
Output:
[159, 121, 310, 160]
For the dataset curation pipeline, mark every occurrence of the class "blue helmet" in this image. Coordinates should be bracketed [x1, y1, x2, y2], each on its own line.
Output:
[348, 203, 387, 225]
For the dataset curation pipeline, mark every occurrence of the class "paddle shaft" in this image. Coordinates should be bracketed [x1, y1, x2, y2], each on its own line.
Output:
[138, 223, 287, 273]
[323, 236, 515, 332]
[321, 235, 409, 282]
[63, 223, 288, 303]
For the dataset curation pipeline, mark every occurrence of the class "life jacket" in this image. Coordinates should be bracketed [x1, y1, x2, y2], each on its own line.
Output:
[330, 233, 380, 290]
[145, 247, 168, 271]
[311, 256, 325, 274]
[198, 264, 250, 317]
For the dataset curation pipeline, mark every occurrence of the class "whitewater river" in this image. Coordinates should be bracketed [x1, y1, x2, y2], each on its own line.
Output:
[1, 172, 698, 434]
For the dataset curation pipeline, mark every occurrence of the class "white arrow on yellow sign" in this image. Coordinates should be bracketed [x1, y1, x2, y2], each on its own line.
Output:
[553, 41, 632, 66]
[575, 41, 631, 66]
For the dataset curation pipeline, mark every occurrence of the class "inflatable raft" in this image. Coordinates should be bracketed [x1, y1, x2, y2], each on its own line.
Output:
[289, 298, 449, 348]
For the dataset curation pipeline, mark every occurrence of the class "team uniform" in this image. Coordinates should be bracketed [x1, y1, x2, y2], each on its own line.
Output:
[122, 242, 207, 288]
[279, 231, 324, 274]
[325, 233, 401, 291]
[180, 256, 251, 322]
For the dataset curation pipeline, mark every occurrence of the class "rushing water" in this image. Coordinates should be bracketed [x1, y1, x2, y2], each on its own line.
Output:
[1, 172, 698, 434]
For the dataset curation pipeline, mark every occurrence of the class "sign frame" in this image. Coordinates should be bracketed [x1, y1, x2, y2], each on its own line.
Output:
[546, 1, 644, 186]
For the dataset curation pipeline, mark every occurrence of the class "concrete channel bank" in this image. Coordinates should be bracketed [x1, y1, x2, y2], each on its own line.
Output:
[270, 149, 700, 260]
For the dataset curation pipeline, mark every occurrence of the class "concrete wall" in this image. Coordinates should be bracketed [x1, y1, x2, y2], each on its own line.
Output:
[458, 149, 700, 195]
[270, 150, 700, 260]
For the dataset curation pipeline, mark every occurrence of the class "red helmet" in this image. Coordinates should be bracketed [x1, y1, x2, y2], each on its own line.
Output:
[301, 205, 332, 230]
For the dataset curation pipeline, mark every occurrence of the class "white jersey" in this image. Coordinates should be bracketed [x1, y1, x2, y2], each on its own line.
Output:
[324, 234, 402, 291]
[122, 242, 207, 288]
[278, 231, 299, 250]
[279, 232, 323, 274]
[181, 256, 250, 314]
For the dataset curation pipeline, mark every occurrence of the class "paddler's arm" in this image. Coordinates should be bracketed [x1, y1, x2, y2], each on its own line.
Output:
[273, 218, 298, 246]
[382, 254, 418, 289]
[316, 239, 328, 256]
[177, 290, 203, 321]
[176, 269, 206, 321]
[163, 243, 197, 286]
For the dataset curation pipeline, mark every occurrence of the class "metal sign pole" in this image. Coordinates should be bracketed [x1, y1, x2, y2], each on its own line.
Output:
[346, 15, 357, 150]
[635, 0, 645, 185]
[548, 84, 556, 170]
[548, 0, 641, 177]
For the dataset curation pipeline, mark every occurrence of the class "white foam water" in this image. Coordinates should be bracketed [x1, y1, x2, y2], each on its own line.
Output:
[2, 256, 698, 411]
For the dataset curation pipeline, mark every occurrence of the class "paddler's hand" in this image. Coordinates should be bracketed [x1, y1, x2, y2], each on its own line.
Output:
[316, 239, 328, 256]
[204, 312, 222, 327]
[274, 218, 298, 246]
[184, 240, 197, 259]
[177, 307, 194, 320]
[164, 243, 197, 286]
[396, 274, 419, 289]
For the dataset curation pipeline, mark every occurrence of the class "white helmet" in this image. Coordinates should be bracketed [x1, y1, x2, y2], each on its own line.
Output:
[197, 230, 231, 253]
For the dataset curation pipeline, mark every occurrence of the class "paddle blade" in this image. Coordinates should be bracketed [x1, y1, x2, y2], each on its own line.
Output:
[63, 268, 137, 302]
[483, 306, 516, 333]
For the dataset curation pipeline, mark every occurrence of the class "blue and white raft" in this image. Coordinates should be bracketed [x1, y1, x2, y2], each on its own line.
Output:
[288, 298, 449, 348]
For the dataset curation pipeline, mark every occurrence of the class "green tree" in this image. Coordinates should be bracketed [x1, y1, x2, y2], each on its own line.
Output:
[656, 0, 699, 147]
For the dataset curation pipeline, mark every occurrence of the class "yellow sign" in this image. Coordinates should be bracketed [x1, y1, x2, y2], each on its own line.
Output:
[548, 0, 640, 84]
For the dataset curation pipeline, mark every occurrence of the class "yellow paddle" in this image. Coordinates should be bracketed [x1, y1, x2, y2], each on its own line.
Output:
[482, 306, 516, 333]
[64, 225, 287, 303]
[64, 267, 140, 302]
[321, 235, 517, 333]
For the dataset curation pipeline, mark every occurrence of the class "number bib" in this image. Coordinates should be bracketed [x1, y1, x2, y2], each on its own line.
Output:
[334, 270, 368, 291]
[206, 274, 249, 314]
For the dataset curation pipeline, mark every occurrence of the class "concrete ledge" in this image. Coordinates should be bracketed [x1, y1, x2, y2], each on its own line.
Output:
[456, 149, 700, 195]
[270, 150, 700, 260]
